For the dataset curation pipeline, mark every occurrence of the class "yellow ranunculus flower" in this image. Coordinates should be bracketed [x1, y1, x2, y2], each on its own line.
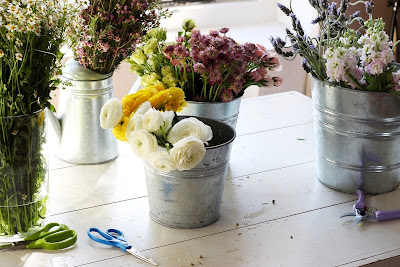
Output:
[149, 87, 187, 112]
[121, 84, 165, 117]
[112, 117, 129, 142]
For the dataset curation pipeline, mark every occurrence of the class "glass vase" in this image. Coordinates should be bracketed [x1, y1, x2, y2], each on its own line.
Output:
[0, 110, 49, 242]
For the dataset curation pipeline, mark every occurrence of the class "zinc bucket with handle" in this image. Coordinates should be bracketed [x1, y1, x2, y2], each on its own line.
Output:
[311, 75, 400, 194]
[144, 116, 236, 228]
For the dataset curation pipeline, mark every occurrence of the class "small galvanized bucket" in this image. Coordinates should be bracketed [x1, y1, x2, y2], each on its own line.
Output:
[177, 97, 242, 129]
[312, 76, 400, 194]
[144, 116, 236, 228]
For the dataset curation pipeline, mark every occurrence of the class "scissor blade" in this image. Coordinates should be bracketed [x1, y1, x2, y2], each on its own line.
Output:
[0, 242, 27, 250]
[340, 212, 356, 218]
[126, 248, 158, 266]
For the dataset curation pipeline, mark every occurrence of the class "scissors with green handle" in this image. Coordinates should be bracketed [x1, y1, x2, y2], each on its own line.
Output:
[0, 222, 77, 250]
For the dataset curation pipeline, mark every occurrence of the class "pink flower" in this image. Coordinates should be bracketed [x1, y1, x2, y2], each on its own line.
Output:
[220, 89, 233, 102]
[219, 28, 229, 34]
[250, 71, 263, 82]
[176, 36, 185, 43]
[264, 75, 274, 86]
[366, 58, 386, 75]
[269, 53, 282, 71]
[273, 77, 283, 87]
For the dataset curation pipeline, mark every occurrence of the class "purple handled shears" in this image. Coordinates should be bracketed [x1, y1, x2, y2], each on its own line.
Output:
[340, 190, 400, 224]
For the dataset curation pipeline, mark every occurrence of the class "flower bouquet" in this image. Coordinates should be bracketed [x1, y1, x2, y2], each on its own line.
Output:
[127, 19, 283, 102]
[68, 0, 171, 74]
[270, 0, 400, 194]
[0, 0, 77, 238]
[100, 85, 213, 172]
[270, 0, 400, 95]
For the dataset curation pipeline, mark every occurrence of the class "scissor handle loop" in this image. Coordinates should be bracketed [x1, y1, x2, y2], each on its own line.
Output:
[26, 230, 77, 250]
[25, 223, 69, 241]
[106, 229, 126, 242]
[88, 228, 131, 251]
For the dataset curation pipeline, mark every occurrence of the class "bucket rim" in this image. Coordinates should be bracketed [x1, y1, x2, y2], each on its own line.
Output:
[177, 115, 236, 150]
[184, 96, 242, 105]
[311, 74, 397, 97]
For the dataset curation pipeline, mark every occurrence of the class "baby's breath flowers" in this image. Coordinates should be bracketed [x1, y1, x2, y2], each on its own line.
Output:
[68, 0, 171, 74]
[127, 19, 282, 102]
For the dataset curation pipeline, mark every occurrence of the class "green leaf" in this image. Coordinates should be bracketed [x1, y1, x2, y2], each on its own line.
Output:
[365, 73, 373, 84]
[364, 75, 380, 91]
[345, 69, 363, 90]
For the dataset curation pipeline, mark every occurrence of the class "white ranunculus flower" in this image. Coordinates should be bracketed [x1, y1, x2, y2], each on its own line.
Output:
[147, 147, 176, 172]
[167, 117, 213, 145]
[129, 129, 158, 158]
[143, 108, 164, 132]
[134, 101, 152, 116]
[170, 136, 206, 171]
[125, 114, 144, 141]
[154, 111, 175, 137]
[100, 98, 123, 129]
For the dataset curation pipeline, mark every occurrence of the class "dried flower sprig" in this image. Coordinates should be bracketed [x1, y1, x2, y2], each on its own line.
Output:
[270, 0, 373, 81]
[68, 0, 171, 74]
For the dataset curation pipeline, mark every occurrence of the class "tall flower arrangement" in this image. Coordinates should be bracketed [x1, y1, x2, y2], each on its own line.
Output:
[127, 20, 282, 102]
[100, 85, 213, 172]
[67, 0, 171, 74]
[270, 0, 400, 96]
[0, 0, 77, 237]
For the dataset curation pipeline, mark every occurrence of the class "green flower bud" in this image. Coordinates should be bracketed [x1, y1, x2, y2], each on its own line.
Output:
[146, 28, 167, 41]
[162, 74, 177, 87]
[130, 49, 147, 65]
[161, 66, 172, 76]
[182, 18, 196, 32]
[141, 73, 162, 87]
[143, 38, 158, 55]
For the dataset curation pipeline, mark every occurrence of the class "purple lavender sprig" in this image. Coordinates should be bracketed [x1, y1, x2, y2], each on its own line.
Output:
[270, 0, 373, 81]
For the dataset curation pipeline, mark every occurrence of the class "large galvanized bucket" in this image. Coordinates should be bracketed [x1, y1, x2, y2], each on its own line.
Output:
[177, 97, 241, 129]
[144, 116, 236, 228]
[311, 76, 400, 194]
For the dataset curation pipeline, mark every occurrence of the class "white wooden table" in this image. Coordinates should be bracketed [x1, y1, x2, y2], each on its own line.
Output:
[3, 91, 400, 267]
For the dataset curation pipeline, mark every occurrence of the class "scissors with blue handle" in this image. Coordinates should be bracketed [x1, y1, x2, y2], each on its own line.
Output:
[88, 227, 158, 266]
[0, 222, 77, 250]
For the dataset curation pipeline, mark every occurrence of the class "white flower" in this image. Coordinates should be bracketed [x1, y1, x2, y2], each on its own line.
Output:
[15, 52, 22, 61]
[6, 23, 17, 31]
[147, 147, 176, 172]
[134, 101, 151, 116]
[15, 38, 22, 46]
[170, 136, 206, 171]
[167, 117, 213, 145]
[125, 114, 144, 141]
[0, 50, 3, 58]
[129, 129, 158, 158]
[99, 98, 123, 129]
[142, 108, 164, 132]
[154, 111, 174, 137]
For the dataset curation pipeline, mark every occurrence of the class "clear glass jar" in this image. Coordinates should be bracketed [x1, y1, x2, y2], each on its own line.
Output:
[0, 110, 49, 242]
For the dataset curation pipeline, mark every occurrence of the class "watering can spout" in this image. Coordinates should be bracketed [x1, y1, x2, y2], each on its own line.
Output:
[46, 109, 62, 146]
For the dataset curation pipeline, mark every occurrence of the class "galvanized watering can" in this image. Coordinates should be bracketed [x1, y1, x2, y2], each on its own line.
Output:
[47, 59, 119, 164]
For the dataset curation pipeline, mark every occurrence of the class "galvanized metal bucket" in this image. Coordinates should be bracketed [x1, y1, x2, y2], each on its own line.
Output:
[53, 59, 119, 164]
[177, 97, 242, 129]
[144, 116, 236, 228]
[311, 76, 400, 194]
